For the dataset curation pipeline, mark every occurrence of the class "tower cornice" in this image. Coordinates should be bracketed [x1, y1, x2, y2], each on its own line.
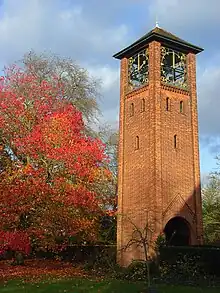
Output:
[113, 27, 203, 59]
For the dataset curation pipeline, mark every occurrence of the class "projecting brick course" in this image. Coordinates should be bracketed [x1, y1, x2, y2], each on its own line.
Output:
[117, 40, 203, 267]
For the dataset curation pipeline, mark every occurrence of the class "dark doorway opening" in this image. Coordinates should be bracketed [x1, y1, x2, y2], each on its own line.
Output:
[164, 217, 190, 246]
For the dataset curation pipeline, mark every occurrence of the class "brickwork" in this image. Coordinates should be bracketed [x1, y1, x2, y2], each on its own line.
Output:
[116, 37, 203, 266]
[187, 53, 204, 243]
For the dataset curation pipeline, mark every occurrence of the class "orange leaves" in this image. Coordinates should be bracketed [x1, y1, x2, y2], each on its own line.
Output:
[14, 103, 106, 180]
[0, 259, 89, 282]
[90, 167, 113, 183]
[0, 67, 63, 141]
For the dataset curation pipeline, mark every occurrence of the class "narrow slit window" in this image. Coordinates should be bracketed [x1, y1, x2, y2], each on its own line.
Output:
[135, 136, 139, 150]
[174, 135, 177, 149]
[180, 101, 183, 113]
[130, 103, 134, 116]
[166, 97, 170, 111]
[141, 98, 145, 112]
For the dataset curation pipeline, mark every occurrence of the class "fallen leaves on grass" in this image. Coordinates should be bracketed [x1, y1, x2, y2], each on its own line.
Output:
[0, 259, 89, 283]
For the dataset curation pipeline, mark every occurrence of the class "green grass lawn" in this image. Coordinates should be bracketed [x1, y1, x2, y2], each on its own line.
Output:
[0, 279, 219, 293]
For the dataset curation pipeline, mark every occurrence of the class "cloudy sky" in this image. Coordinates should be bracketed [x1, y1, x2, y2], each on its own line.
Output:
[1, 0, 220, 178]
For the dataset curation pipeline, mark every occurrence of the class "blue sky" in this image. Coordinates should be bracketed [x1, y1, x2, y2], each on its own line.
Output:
[0, 0, 220, 179]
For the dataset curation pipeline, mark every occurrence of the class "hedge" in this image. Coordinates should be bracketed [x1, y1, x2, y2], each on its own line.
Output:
[159, 245, 220, 276]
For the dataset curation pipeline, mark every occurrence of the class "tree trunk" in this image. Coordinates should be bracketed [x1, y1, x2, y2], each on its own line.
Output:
[12, 251, 25, 265]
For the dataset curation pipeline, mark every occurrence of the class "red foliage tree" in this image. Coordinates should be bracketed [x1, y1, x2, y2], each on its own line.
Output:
[0, 231, 30, 256]
[0, 66, 111, 254]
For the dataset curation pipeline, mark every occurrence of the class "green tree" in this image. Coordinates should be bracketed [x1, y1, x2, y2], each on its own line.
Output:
[97, 123, 118, 209]
[202, 162, 220, 245]
[95, 124, 118, 243]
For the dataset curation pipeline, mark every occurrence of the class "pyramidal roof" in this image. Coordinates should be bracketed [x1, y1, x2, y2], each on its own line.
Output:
[113, 26, 203, 59]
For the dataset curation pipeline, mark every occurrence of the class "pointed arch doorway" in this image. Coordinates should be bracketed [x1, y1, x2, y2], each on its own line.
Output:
[164, 216, 191, 246]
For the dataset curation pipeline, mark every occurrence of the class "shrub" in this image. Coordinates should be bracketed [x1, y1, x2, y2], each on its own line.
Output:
[119, 260, 149, 281]
[114, 260, 158, 283]
[159, 245, 220, 286]
[81, 245, 117, 276]
[160, 246, 220, 276]
[159, 255, 205, 285]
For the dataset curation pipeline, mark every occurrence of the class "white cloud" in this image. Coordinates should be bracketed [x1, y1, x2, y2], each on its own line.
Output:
[86, 64, 120, 122]
[0, 0, 125, 127]
[88, 65, 119, 91]
[1, 0, 220, 157]
[0, 0, 129, 65]
[146, 0, 220, 153]
[198, 62, 220, 139]
[149, 0, 220, 30]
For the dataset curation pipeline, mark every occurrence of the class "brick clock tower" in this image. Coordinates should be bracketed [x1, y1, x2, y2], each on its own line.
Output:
[113, 26, 204, 266]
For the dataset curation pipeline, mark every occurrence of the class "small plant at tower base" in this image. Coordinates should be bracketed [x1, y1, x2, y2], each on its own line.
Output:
[118, 215, 159, 292]
[155, 233, 166, 250]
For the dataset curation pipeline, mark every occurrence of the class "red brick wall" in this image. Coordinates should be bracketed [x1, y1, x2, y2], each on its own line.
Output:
[117, 41, 203, 266]
[188, 53, 204, 243]
[160, 88, 197, 241]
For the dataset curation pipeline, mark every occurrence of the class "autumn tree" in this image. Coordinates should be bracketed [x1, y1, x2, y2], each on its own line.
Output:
[20, 51, 118, 210]
[0, 65, 111, 255]
[19, 50, 101, 131]
[12, 51, 119, 246]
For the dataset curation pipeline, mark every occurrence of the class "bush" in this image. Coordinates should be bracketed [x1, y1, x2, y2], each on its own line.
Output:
[84, 245, 117, 274]
[159, 255, 205, 285]
[32, 245, 117, 264]
[114, 260, 159, 283]
[159, 245, 220, 286]
[160, 246, 220, 276]
[117, 260, 149, 281]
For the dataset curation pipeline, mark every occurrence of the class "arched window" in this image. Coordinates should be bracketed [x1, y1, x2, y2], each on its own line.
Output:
[166, 97, 170, 111]
[174, 135, 177, 149]
[141, 98, 145, 112]
[135, 136, 139, 150]
[180, 101, 183, 113]
[130, 103, 134, 116]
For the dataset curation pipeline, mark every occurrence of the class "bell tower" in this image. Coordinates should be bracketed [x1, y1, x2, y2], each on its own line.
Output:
[113, 26, 204, 266]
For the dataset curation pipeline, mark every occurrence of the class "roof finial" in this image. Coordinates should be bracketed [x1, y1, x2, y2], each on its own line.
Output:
[155, 15, 159, 28]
